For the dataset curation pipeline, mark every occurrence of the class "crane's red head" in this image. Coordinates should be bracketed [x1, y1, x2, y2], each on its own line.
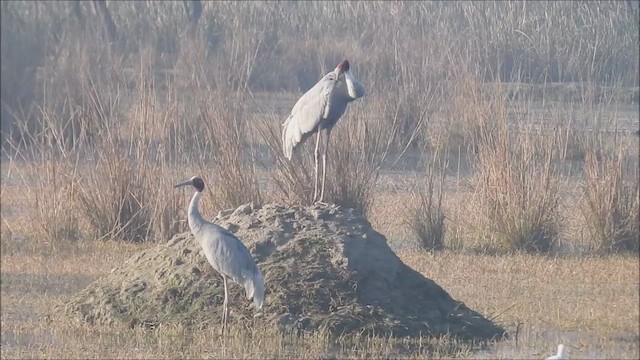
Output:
[336, 60, 350, 74]
[174, 176, 205, 192]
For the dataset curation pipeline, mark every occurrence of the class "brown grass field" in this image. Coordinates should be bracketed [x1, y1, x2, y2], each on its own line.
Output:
[1, 1, 639, 359]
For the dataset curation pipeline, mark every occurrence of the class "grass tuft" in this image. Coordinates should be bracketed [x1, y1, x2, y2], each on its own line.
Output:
[406, 148, 448, 251]
[581, 138, 639, 253]
[471, 92, 562, 253]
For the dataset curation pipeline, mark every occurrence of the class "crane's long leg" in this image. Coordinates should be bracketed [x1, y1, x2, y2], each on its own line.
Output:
[318, 129, 331, 204]
[221, 275, 228, 337]
[312, 129, 322, 203]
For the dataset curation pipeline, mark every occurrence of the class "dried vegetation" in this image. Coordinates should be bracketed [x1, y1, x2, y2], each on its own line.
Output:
[1, 1, 638, 359]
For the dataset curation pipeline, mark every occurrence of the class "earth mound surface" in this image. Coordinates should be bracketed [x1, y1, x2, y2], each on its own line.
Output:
[64, 203, 505, 340]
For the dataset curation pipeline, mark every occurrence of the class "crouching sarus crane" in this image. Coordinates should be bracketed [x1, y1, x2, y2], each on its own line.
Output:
[174, 176, 265, 336]
[281, 59, 366, 203]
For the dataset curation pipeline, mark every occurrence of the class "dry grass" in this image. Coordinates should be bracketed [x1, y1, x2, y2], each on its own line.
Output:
[581, 137, 640, 253]
[405, 148, 448, 251]
[400, 250, 639, 359]
[473, 125, 563, 253]
[401, 250, 639, 335]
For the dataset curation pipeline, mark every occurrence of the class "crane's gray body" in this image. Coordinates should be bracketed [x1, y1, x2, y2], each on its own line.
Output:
[281, 60, 365, 203]
[282, 68, 366, 159]
[187, 191, 264, 309]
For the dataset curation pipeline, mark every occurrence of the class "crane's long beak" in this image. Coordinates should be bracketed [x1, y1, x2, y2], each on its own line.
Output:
[174, 179, 193, 188]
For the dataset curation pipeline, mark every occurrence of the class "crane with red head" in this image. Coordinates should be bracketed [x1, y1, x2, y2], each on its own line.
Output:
[281, 59, 366, 204]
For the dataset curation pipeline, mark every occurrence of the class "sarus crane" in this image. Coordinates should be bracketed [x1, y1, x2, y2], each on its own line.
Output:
[174, 176, 265, 336]
[281, 59, 366, 203]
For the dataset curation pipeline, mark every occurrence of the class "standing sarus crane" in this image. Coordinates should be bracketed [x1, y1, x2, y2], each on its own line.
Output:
[281, 59, 366, 204]
[174, 176, 265, 336]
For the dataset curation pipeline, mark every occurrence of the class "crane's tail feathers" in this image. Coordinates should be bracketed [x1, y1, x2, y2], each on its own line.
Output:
[244, 269, 265, 310]
[281, 117, 300, 161]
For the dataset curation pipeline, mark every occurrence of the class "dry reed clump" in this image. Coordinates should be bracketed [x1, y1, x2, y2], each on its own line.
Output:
[72, 137, 184, 243]
[74, 144, 149, 242]
[581, 138, 639, 253]
[57, 43, 183, 243]
[427, 70, 564, 254]
[470, 98, 562, 253]
[405, 148, 448, 251]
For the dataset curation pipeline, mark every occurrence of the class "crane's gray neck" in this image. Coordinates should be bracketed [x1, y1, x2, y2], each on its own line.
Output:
[188, 191, 205, 235]
[344, 70, 365, 100]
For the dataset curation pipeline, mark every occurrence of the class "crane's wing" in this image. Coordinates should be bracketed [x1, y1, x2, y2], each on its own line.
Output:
[282, 71, 339, 160]
[201, 223, 265, 309]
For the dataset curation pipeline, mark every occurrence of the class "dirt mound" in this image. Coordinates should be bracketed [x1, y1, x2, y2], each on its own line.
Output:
[64, 203, 505, 340]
